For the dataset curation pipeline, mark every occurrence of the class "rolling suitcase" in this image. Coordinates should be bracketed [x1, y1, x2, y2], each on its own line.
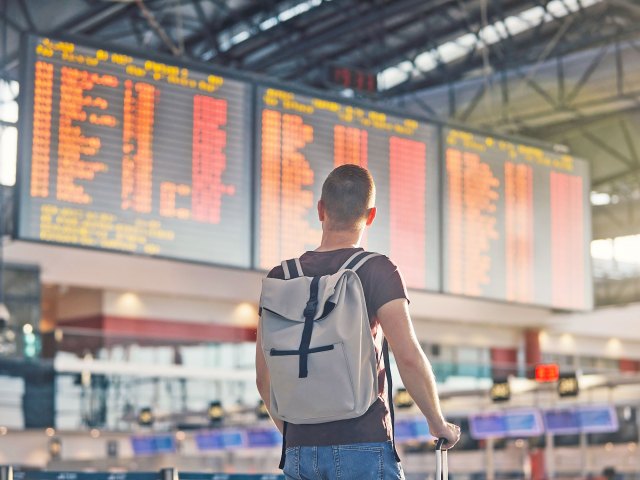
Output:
[435, 438, 448, 480]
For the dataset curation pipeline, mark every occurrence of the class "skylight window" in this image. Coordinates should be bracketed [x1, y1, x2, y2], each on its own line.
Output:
[592, 235, 640, 264]
[0, 126, 17, 186]
[378, 0, 603, 91]
[230, 30, 250, 46]
[414, 52, 437, 72]
[213, 0, 330, 54]
[0, 80, 18, 186]
[590, 191, 611, 206]
[0, 80, 18, 123]
[260, 17, 279, 31]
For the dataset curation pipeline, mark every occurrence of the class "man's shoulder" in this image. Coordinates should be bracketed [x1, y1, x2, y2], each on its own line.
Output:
[361, 252, 400, 275]
[267, 265, 285, 279]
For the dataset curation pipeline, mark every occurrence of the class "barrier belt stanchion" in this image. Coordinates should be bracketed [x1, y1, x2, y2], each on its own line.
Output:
[160, 468, 178, 480]
[0, 466, 13, 480]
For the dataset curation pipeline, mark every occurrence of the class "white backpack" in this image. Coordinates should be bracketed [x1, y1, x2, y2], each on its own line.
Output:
[260, 251, 387, 424]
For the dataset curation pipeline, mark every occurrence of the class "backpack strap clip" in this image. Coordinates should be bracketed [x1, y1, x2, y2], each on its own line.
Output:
[303, 299, 319, 318]
[281, 258, 303, 279]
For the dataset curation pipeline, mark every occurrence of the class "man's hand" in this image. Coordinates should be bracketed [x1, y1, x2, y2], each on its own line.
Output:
[430, 421, 461, 449]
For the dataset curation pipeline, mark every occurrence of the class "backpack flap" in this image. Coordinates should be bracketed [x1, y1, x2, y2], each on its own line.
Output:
[260, 273, 345, 324]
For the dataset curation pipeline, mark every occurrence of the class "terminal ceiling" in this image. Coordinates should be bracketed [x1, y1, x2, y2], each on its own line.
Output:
[1, 0, 639, 242]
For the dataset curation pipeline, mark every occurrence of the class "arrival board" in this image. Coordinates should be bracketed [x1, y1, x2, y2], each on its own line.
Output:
[255, 87, 440, 291]
[18, 35, 252, 267]
[442, 128, 593, 310]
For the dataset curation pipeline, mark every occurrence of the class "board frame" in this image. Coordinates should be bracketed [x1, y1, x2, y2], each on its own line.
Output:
[16, 32, 257, 271]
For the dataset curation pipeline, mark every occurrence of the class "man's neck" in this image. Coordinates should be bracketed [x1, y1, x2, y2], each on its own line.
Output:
[315, 228, 364, 252]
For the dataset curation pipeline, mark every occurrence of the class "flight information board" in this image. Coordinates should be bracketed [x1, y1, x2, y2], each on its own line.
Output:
[443, 128, 593, 310]
[255, 87, 440, 290]
[18, 35, 252, 267]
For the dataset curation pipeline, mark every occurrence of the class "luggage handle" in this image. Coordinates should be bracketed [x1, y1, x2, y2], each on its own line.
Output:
[435, 438, 448, 480]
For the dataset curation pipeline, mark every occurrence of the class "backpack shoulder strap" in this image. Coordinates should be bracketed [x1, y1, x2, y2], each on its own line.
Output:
[281, 258, 303, 279]
[383, 338, 401, 462]
[339, 251, 381, 272]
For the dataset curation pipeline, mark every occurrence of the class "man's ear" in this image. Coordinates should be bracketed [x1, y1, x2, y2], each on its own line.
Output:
[318, 199, 326, 222]
[365, 206, 377, 226]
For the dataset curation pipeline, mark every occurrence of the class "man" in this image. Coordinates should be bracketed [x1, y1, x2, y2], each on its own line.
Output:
[256, 165, 460, 479]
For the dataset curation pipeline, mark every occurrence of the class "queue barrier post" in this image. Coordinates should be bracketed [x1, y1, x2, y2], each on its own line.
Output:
[160, 468, 178, 480]
[0, 466, 13, 480]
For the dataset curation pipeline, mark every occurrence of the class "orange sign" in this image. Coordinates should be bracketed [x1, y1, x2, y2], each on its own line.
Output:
[535, 363, 560, 382]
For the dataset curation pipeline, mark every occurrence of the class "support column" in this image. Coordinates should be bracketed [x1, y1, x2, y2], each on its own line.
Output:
[580, 432, 589, 478]
[524, 329, 546, 480]
[530, 449, 546, 480]
[545, 432, 555, 480]
[160, 468, 178, 480]
[485, 438, 495, 480]
[619, 358, 640, 373]
[490, 347, 518, 379]
[0, 466, 13, 480]
[524, 329, 541, 379]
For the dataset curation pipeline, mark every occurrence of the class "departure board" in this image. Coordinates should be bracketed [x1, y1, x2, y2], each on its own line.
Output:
[443, 128, 593, 310]
[18, 36, 252, 267]
[255, 87, 440, 290]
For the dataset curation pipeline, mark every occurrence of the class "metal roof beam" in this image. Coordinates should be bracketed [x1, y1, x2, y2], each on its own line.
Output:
[17, 0, 36, 32]
[182, 2, 283, 54]
[383, 5, 626, 96]
[52, 1, 133, 35]
[281, 4, 454, 81]
[286, 0, 538, 86]
[225, 1, 343, 61]
[244, 0, 439, 71]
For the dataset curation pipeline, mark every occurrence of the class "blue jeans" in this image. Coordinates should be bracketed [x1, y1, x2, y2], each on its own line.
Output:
[283, 441, 404, 480]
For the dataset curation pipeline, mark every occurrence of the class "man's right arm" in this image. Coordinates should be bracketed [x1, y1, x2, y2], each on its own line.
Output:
[377, 298, 460, 448]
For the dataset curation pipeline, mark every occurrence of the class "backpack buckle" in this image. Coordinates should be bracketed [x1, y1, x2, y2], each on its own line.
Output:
[303, 300, 318, 319]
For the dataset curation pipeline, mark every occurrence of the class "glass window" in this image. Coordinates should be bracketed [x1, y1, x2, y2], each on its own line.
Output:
[591, 238, 613, 260]
[0, 126, 17, 186]
[613, 235, 640, 264]
[3, 266, 40, 298]
[457, 346, 491, 378]
[0, 80, 19, 123]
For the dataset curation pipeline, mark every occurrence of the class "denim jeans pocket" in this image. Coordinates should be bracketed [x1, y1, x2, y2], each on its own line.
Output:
[337, 443, 384, 480]
[283, 446, 301, 480]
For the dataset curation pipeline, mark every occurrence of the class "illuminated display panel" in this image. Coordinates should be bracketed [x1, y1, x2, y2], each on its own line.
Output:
[18, 35, 252, 267]
[255, 87, 440, 291]
[443, 128, 593, 310]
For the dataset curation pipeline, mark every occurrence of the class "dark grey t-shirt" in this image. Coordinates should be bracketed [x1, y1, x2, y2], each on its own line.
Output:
[267, 247, 409, 447]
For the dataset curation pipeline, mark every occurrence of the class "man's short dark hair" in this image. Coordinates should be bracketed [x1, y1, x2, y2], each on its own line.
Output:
[320, 165, 375, 231]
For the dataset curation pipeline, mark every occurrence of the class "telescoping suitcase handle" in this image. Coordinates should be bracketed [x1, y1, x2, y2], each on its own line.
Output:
[435, 438, 448, 480]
